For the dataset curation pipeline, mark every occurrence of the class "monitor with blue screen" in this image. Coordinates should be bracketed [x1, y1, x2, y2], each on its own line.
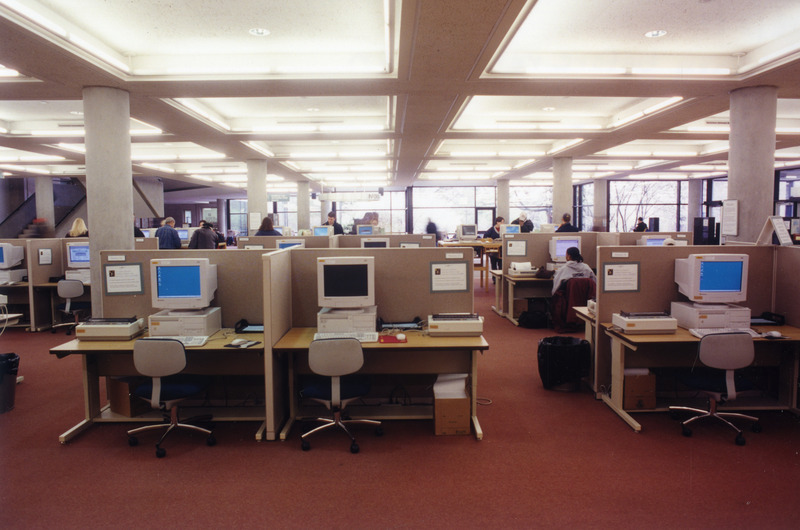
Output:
[66, 241, 91, 269]
[313, 226, 333, 237]
[150, 258, 217, 310]
[499, 224, 520, 235]
[177, 229, 189, 240]
[549, 237, 581, 262]
[0, 243, 24, 269]
[277, 239, 305, 249]
[356, 225, 374, 235]
[674, 253, 748, 303]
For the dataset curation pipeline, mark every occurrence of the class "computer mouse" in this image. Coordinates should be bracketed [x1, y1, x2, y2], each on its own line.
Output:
[764, 331, 782, 339]
[231, 338, 247, 346]
[396, 333, 406, 341]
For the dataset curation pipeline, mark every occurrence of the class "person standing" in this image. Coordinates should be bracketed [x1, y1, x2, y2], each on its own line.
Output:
[513, 212, 534, 233]
[555, 213, 580, 232]
[633, 217, 648, 232]
[155, 216, 181, 249]
[323, 212, 344, 235]
[189, 221, 221, 249]
[425, 218, 440, 241]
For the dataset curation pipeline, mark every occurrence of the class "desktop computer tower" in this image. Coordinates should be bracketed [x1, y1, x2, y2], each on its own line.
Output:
[693, 217, 716, 245]
[648, 217, 659, 232]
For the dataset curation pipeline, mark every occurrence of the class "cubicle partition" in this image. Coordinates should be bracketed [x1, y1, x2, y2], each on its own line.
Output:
[596, 231, 692, 247]
[27, 238, 71, 330]
[133, 237, 158, 250]
[99, 248, 266, 327]
[336, 233, 437, 248]
[236, 235, 333, 249]
[774, 245, 800, 326]
[501, 232, 599, 272]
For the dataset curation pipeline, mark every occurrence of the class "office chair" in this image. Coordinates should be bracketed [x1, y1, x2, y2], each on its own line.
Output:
[550, 277, 596, 333]
[51, 279, 90, 334]
[669, 332, 761, 446]
[299, 338, 382, 453]
[126, 338, 215, 458]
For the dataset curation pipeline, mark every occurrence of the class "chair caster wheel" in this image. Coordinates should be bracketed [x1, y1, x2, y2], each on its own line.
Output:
[350, 442, 360, 454]
[735, 434, 746, 446]
[156, 447, 166, 458]
[681, 426, 692, 437]
[751, 422, 762, 433]
[375, 426, 384, 437]
[301, 440, 310, 451]
[128, 436, 138, 447]
[206, 435, 216, 447]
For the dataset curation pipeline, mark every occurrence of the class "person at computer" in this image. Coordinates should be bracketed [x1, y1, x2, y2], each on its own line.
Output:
[551, 247, 596, 295]
[155, 216, 182, 249]
[555, 213, 580, 232]
[255, 217, 282, 236]
[512, 212, 534, 233]
[66, 217, 88, 237]
[323, 212, 344, 235]
[633, 217, 648, 232]
[188, 221, 220, 249]
[484, 216, 504, 274]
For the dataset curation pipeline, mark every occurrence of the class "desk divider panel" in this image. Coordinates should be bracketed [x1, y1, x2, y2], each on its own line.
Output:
[592, 244, 776, 394]
[236, 235, 332, 249]
[501, 232, 598, 273]
[285, 247, 475, 327]
[24, 238, 65, 330]
[597, 231, 692, 246]
[100, 249, 266, 327]
[134, 237, 158, 250]
[774, 245, 800, 326]
[337, 233, 437, 248]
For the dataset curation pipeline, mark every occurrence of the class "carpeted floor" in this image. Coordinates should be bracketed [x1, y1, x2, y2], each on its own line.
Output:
[1, 281, 799, 529]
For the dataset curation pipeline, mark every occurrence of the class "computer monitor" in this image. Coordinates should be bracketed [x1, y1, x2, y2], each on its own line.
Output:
[273, 226, 288, 236]
[177, 228, 190, 241]
[539, 223, 557, 233]
[150, 258, 218, 310]
[276, 239, 305, 249]
[361, 237, 390, 248]
[674, 253, 748, 304]
[313, 225, 333, 237]
[549, 236, 581, 262]
[499, 224, 520, 235]
[457, 224, 478, 240]
[65, 241, 91, 269]
[317, 256, 375, 308]
[356, 224, 374, 235]
[0, 243, 24, 269]
[638, 235, 667, 246]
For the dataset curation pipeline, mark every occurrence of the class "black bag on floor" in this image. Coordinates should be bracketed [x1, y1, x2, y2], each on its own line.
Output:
[537, 336, 590, 390]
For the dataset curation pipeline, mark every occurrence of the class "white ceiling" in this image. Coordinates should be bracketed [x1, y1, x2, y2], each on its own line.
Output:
[2, 0, 800, 203]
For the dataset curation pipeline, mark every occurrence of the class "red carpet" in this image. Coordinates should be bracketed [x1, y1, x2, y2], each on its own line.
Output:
[2, 282, 800, 528]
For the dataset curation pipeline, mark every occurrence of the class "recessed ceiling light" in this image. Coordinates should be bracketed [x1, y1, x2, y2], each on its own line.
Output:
[644, 30, 667, 38]
[249, 28, 270, 37]
[307, 107, 320, 112]
[542, 107, 556, 112]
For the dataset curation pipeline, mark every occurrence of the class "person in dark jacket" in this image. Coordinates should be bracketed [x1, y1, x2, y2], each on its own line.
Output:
[188, 221, 219, 249]
[633, 217, 648, 232]
[155, 217, 182, 249]
[323, 212, 344, 235]
[555, 213, 580, 232]
[255, 217, 282, 236]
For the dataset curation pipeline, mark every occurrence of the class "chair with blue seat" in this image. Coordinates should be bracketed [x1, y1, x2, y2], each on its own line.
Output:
[51, 279, 90, 334]
[126, 338, 215, 457]
[299, 338, 383, 453]
[668, 332, 761, 445]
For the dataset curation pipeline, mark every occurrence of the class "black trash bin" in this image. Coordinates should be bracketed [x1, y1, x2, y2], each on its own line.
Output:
[0, 353, 20, 413]
[537, 337, 590, 390]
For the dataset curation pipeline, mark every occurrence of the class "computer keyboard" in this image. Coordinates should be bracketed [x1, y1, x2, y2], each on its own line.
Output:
[143, 335, 209, 347]
[313, 331, 380, 343]
[688, 327, 761, 339]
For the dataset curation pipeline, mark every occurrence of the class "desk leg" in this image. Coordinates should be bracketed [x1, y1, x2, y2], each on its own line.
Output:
[279, 352, 297, 441]
[601, 336, 642, 432]
[506, 280, 519, 326]
[471, 350, 483, 440]
[59, 355, 103, 443]
[491, 273, 505, 317]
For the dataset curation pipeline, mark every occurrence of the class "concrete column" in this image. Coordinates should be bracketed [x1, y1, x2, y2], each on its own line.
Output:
[34, 177, 55, 225]
[592, 179, 609, 231]
[83, 87, 133, 314]
[687, 179, 704, 228]
[728, 86, 778, 243]
[496, 180, 509, 222]
[552, 157, 573, 224]
[246, 159, 269, 235]
[216, 198, 227, 235]
[320, 199, 332, 224]
[297, 181, 310, 231]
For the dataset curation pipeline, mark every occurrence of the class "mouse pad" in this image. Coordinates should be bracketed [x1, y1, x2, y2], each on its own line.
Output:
[379, 335, 407, 344]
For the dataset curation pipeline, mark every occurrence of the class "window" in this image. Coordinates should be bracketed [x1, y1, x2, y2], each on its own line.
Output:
[228, 199, 248, 236]
[412, 187, 494, 236]
[576, 182, 594, 231]
[509, 185, 552, 229]
[609, 180, 685, 232]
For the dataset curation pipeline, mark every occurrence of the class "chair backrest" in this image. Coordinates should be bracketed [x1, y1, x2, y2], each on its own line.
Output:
[308, 338, 364, 377]
[698, 332, 755, 371]
[133, 338, 187, 378]
[57, 279, 84, 299]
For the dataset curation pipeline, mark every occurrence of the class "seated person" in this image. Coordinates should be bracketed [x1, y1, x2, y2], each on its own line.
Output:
[255, 217, 282, 236]
[551, 247, 596, 295]
[555, 213, 580, 232]
[323, 211, 344, 235]
[512, 212, 534, 233]
[484, 216, 504, 271]
[633, 217, 647, 232]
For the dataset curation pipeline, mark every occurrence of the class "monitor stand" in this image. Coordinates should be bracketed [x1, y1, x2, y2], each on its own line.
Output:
[149, 306, 222, 336]
[317, 305, 377, 333]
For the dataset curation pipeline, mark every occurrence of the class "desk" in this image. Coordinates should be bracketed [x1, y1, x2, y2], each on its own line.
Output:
[601, 324, 800, 432]
[50, 330, 266, 443]
[439, 239, 501, 291]
[490, 272, 552, 325]
[273, 328, 489, 440]
[573, 306, 598, 393]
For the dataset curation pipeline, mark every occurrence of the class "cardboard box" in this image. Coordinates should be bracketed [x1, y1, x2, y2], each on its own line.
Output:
[107, 377, 150, 417]
[434, 374, 471, 435]
[623, 372, 656, 410]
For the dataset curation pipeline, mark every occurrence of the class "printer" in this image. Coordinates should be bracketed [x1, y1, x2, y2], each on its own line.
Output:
[509, 262, 536, 275]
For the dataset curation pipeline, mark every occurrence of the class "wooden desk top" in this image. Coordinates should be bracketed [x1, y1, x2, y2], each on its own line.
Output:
[505, 274, 552, 283]
[50, 329, 264, 355]
[573, 306, 595, 323]
[439, 239, 501, 250]
[274, 327, 489, 352]
[602, 323, 800, 345]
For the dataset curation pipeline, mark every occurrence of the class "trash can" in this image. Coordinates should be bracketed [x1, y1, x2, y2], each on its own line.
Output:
[537, 337, 590, 390]
[0, 353, 20, 413]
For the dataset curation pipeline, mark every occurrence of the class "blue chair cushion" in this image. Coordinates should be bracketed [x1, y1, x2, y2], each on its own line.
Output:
[299, 374, 371, 401]
[133, 374, 211, 402]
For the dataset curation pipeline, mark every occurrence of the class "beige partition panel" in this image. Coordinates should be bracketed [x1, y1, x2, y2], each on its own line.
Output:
[25, 238, 66, 330]
[286, 247, 475, 327]
[337, 234, 437, 248]
[100, 249, 266, 326]
[775, 245, 800, 326]
[593, 245, 776, 394]
[236, 235, 332, 249]
[501, 232, 599, 273]
[615, 231, 692, 246]
[134, 237, 158, 250]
